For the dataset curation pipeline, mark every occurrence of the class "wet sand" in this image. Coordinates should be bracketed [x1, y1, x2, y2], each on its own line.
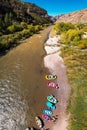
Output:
[43, 35, 71, 130]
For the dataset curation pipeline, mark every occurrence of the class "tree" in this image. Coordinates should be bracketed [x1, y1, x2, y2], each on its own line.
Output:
[4, 12, 13, 27]
[0, 18, 3, 30]
[9, 12, 13, 24]
[4, 13, 10, 27]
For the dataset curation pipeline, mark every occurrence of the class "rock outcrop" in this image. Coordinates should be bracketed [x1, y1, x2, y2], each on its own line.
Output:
[0, 0, 52, 24]
[56, 8, 87, 24]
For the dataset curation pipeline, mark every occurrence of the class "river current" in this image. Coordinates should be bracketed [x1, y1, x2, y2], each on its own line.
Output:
[0, 27, 52, 130]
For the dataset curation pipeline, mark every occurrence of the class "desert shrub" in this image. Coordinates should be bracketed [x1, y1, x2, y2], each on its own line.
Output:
[21, 29, 32, 38]
[0, 23, 43, 52]
[20, 22, 28, 29]
[15, 33, 22, 39]
[81, 26, 87, 32]
[0, 34, 19, 51]
[7, 24, 23, 33]
[27, 24, 35, 32]
[61, 29, 83, 45]
[7, 25, 16, 33]
[76, 23, 85, 30]
[78, 39, 87, 49]
[34, 25, 42, 32]
[42, 24, 50, 27]
[54, 22, 75, 34]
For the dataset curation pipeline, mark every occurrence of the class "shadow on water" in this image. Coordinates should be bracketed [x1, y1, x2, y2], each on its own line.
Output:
[0, 40, 26, 57]
[0, 29, 45, 57]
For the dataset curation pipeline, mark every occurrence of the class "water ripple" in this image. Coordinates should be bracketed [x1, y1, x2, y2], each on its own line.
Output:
[0, 79, 27, 130]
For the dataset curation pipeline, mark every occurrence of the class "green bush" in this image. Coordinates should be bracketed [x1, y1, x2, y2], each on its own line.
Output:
[0, 36, 15, 51]
[0, 23, 44, 52]
[7, 25, 16, 33]
[61, 29, 83, 45]
[81, 26, 87, 32]
[27, 24, 41, 33]
[78, 39, 87, 49]
[20, 22, 28, 29]
[34, 25, 42, 32]
[54, 22, 75, 34]
[27, 24, 35, 32]
[21, 29, 32, 38]
[7, 24, 23, 33]
[76, 23, 86, 30]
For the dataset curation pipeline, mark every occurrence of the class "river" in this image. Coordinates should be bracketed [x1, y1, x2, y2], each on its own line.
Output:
[0, 27, 52, 130]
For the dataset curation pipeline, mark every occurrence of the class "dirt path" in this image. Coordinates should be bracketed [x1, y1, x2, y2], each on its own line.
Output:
[43, 36, 71, 130]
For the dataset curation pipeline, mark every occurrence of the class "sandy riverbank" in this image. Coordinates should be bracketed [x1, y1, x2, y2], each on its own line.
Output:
[43, 35, 70, 130]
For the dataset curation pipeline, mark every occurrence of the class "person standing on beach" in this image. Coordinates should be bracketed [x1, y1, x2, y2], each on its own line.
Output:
[51, 115, 58, 123]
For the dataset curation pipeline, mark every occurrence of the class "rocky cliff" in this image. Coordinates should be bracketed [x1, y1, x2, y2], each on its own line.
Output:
[56, 8, 87, 24]
[0, 0, 52, 24]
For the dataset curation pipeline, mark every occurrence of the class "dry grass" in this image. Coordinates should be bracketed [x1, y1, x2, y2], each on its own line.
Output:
[61, 46, 87, 130]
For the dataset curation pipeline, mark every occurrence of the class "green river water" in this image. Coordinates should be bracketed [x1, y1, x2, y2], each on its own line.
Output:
[0, 27, 52, 130]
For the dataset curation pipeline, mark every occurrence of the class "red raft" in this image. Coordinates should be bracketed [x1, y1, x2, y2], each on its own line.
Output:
[47, 81, 59, 89]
